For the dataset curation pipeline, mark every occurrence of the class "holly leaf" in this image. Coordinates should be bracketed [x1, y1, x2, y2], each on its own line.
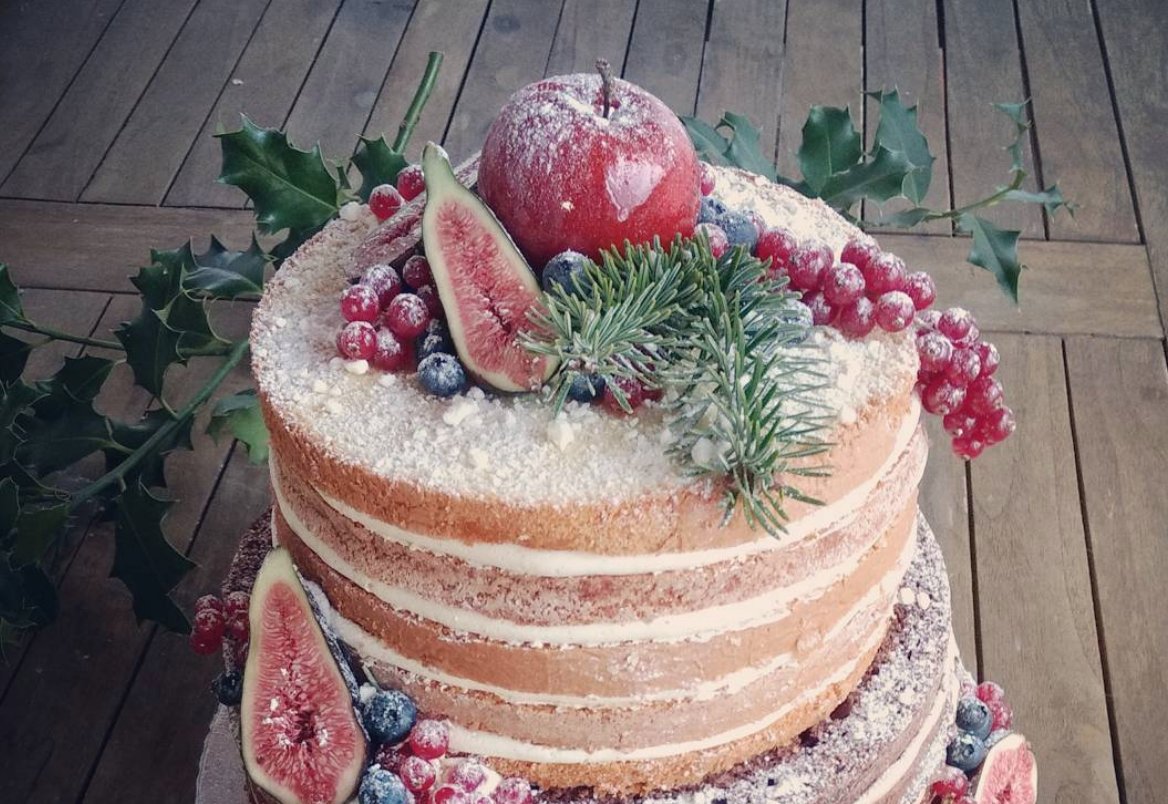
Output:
[0, 381, 43, 465]
[0, 556, 57, 658]
[110, 482, 194, 633]
[38, 355, 115, 406]
[352, 136, 409, 201]
[0, 333, 31, 385]
[864, 207, 934, 229]
[1001, 184, 1078, 218]
[680, 116, 733, 166]
[0, 478, 18, 542]
[819, 146, 913, 212]
[108, 408, 194, 490]
[9, 503, 68, 568]
[798, 106, 862, 194]
[994, 101, 1030, 176]
[21, 399, 115, 475]
[958, 213, 1023, 302]
[719, 112, 777, 181]
[0, 265, 26, 326]
[208, 389, 269, 463]
[869, 89, 934, 204]
[185, 235, 269, 300]
[216, 116, 345, 235]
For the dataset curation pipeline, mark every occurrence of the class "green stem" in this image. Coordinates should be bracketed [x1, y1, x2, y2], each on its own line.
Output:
[391, 51, 444, 154]
[4, 320, 123, 351]
[70, 339, 249, 511]
[926, 171, 1027, 222]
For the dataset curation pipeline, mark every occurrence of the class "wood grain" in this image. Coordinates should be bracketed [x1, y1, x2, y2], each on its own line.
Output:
[1065, 336, 1168, 804]
[546, 0, 639, 77]
[622, 0, 709, 116]
[969, 334, 1119, 804]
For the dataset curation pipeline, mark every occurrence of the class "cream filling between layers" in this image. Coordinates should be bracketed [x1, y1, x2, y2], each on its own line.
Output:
[309, 398, 921, 577]
[272, 468, 918, 645]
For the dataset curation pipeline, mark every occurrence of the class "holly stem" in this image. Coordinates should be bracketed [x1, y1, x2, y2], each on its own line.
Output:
[596, 58, 614, 118]
[4, 319, 123, 351]
[392, 51, 444, 154]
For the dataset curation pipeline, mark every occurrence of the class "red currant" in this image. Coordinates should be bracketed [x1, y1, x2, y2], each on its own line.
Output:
[397, 164, 425, 201]
[699, 162, 716, 195]
[966, 376, 1004, 416]
[977, 681, 1006, 706]
[988, 699, 1014, 730]
[802, 291, 836, 326]
[980, 406, 1016, 444]
[400, 755, 437, 793]
[874, 291, 915, 332]
[938, 307, 975, 342]
[189, 629, 221, 655]
[822, 262, 866, 306]
[448, 760, 487, 792]
[336, 321, 377, 360]
[432, 786, 465, 804]
[840, 237, 881, 272]
[368, 184, 404, 221]
[494, 778, 533, 804]
[788, 241, 832, 291]
[341, 284, 380, 323]
[193, 607, 225, 643]
[862, 253, 906, 297]
[362, 263, 402, 308]
[945, 347, 982, 387]
[371, 327, 414, 372]
[386, 293, 431, 339]
[695, 222, 729, 258]
[903, 271, 937, 310]
[943, 411, 979, 439]
[931, 766, 970, 800]
[603, 376, 645, 415]
[409, 719, 450, 759]
[836, 297, 876, 339]
[975, 340, 1000, 376]
[415, 285, 442, 317]
[223, 591, 250, 642]
[921, 377, 966, 415]
[374, 743, 408, 774]
[917, 309, 942, 330]
[403, 255, 434, 289]
[756, 228, 799, 276]
[194, 594, 223, 615]
[952, 435, 986, 460]
[917, 331, 953, 373]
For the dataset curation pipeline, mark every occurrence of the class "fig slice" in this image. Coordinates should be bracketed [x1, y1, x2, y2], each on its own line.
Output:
[241, 548, 367, 804]
[421, 142, 558, 393]
[974, 733, 1038, 804]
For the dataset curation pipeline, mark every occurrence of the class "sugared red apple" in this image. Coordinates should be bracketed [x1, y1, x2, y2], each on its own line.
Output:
[478, 62, 700, 269]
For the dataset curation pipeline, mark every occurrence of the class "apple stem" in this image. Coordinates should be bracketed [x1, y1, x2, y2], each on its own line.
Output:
[596, 58, 614, 118]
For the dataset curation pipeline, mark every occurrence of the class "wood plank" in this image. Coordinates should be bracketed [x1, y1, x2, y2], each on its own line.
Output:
[879, 233, 1161, 338]
[442, 0, 566, 161]
[0, 200, 258, 293]
[776, 0, 863, 177]
[546, 0, 638, 76]
[865, 0, 951, 234]
[81, 448, 271, 804]
[1094, 0, 1168, 328]
[165, 0, 345, 208]
[1014, 0, 1138, 242]
[1, 0, 199, 202]
[80, 0, 271, 206]
[695, 0, 786, 160]
[0, 0, 125, 183]
[622, 0, 708, 116]
[361, 0, 491, 161]
[969, 334, 1119, 804]
[1065, 336, 1168, 804]
[942, 0, 1043, 238]
[281, 0, 416, 166]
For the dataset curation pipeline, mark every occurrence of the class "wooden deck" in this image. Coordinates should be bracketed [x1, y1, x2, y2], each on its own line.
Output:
[0, 1, 1165, 802]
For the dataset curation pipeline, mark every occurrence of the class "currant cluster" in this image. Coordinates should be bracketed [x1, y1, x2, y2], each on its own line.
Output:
[189, 591, 249, 657]
[932, 681, 1017, 801]
[366, 167, 426, 223]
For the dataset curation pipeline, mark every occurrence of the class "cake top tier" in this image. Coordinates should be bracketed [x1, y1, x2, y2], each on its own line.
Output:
[251, 168, 917, 506]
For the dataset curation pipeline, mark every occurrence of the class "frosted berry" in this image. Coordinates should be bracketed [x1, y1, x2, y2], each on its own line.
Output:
[190, 607, 225, 655]
[363, 263, 403, 307]
[542, 250, 591, 296]
[418, 353, 467, 398]
[952, 436, 986, 460]
[756, 228, 799, 276]
[874, 291, 915, 332]
[987, 699, 1014, 731]
[956, 697, 993, 740]
[932, 766, 970, 800]
[944, 411, 979, 440]
[397, 164, 425, 201]
[409, 719, 450, 760]
[337, 321, 377, 360]
[695, 223, 729, 258]
[360, 766, 409, 804]
[917, 309, 942, 330]
[402, 255, 434, 289]
[714, 209, 758, 250]
[977, 681, 1006, 706]
[494, 778, 533, 804]
[448, 760, 487, 792]
[417, 329, 454, 362]
[938, 307, 976, 343]
[980, 406, 1016, 445]
[966, 376, 1004, 416]
[566, 372, 605, 403]
[946, 732, 988, 773]
[432, 786, 465, 804]
[822, 262, 866, 306]
[386, 293, 431, 339]
[416, 285, 442, 317]
[836, 297, 876, 339]
[698, 196, 728, 224]
[801, 291, 836, 326]
[602, 375, 645, 416]
[922, 377, 967, 416]
[917, 331, 954, 373]
[903, 271, 937, 310]
[223, 591, 249, 642]
[840, 237, 881, 272]
[195, 594, 222, 615]
[862, 253, 907, 297]
[399, 755, 437, 793]
[372, 327, 414, 372]
[945, 347, 982, 387]
[363, 689, 417, 745]
[788, 240, 832, 291]
[375, 743, 408, 774]
[699, 162, 716, 195]
[369, 184, 404, 221]
[212, 670, 243, 706]
[975, 340, 1000, 376]
[342, 284, 381, 323]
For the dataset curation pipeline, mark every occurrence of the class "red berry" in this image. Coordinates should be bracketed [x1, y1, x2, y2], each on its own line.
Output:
[193, 607, 225, 641]
[448, 760, 487, 792]
[494, 778, 533, 804]
[836, 297, 876, 339]
[699, 162, 716, 195]
[975, 340, 1000, 376]
[903, 271, 937, 310]
[416, 285, 443, 318]
[223, 592, 249, 641]
[409, 719, 450, 760]
[802, 291, 836, 326]
[840, 237, 881, 272]
[977, 681, 1006, 706]
[862, 253, 907, 297]
[223, 590, 249, 617]
[916, 331, 953, 373]
[400, 755, 437, 793]
[943, 411, 979, 439]
[966, 376, 1004, 416]
[189, 629, 220, 655]
[874, 291, 915, 332]
[988, 699, 1014, 730]
[371, 327, 414, 372]
[788, 240, 832, 291]
[954, 321, 980, 348]
[980, 406, 1016, 444]
[341, 284, 380, 323]
[432, 786, 465, 804]
[695, 222, 729, 258]
[337, 321, 377, 360]
[938, 307, 976, 342]
[386, 293, 431, 339]
[194, 594, 222, 615]
[756, 228, 799, 276]
[945, 347, 982, 387]
[922, 377, 966, 415]
[363, 263, 402, 307]
[403, 255, 434, 289]
[917, 309, 942, 330]
[932, 766, 970, 800]
[375, 743, 408, 774]
[952, 435, 986, 460]
[822, 262, 866, 306]
[602, 376, 645, 416]
[397, 164, 425, 201]
[369, 184, 404, 221]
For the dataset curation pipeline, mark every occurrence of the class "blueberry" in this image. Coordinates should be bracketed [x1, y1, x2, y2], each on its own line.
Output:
[542, 250, 591, 296]
[360, 766, 408, 804]
[362, 689, 417, 745]
[955, 696, 993, 740]
[566, 373, 606, 403]
[417, 353, 467, 399]
[715, 209, 759, 251]
[945, 732, 988, 773]
[211, 670, 242, 706]
[698, 196, 728, 224]
[417, 330, 454, 361]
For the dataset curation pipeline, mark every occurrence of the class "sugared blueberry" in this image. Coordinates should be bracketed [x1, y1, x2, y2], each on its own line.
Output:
[801, 291, 836, 326]
[417, 328, 454, 362]
[386, 293, 431, 338]
[903, 271, 937, 311]
[566, 372, 605, 403]
[789, 240, 832, 291]
[494, 778, 533, 804]
[822, 262, 866, 306]
[922, 377, 967, 415]
[418, 353, 467, 398]
[840, 237, 881, 272]
[360, 766, 409, 804]
[342, 284, 381, 323]
[874, 291, 915, 332]
[338, 321, 377, 360]
[402, 255, 433, 289]
[956, 696, 994, 740]
[756, 228, 799, 277]
[369, 184, 404, 221]
[409, 719, 450, 760]
[397, 164, 425, 201]
[862, 253, 907, 297]
[363, 689, 417, 745]
[371, 327, 414, 372]
[211, 670, 243, 706]
[714, 209, 759, 250]
[699, 162, 716, 195]
[363, 263, 403, 307]
[836, 297, 876, 339]
[946, 732, 988, 773]
[698, 196, 728, 224]
[542, 250, 591, 296]
[695, 222, 729, 258]
[602, 375, 645, 416]
[399, 755, 437, 793]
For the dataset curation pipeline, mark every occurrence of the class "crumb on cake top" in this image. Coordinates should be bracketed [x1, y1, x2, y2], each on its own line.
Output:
[250, 170, 918, 506]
